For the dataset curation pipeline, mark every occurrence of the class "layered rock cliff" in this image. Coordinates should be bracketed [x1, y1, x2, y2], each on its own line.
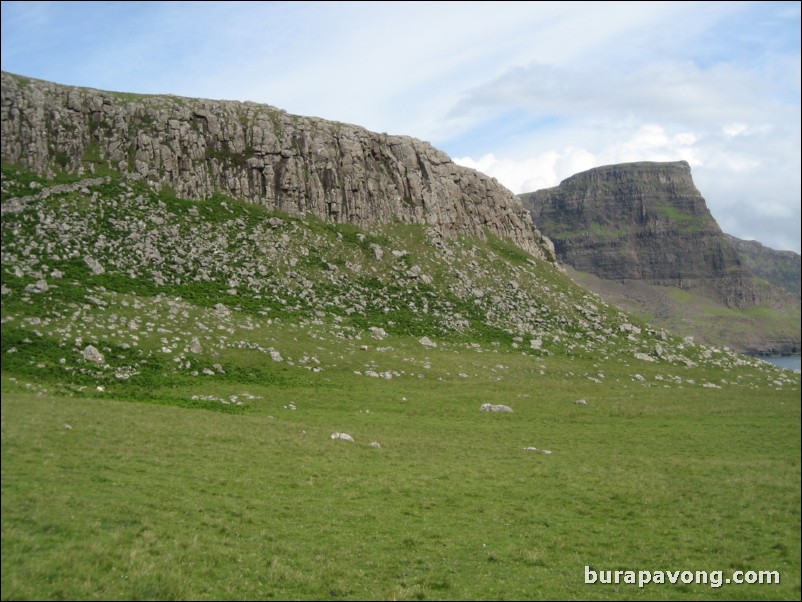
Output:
[725, 234, 801, 299]
[520, 161, 800, 354]
[520, 161, 762, 308]
[0, 71, 552, 260]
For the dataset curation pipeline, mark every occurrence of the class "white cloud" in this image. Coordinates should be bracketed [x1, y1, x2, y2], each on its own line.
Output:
[456, 122, 800, 253]
[456, 125, 702, 194]
[454, 148, 597, 194]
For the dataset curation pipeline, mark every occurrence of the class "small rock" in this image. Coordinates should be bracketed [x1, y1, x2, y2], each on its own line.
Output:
[25, 280, 49, 293]
[83, 256, 105, 275]
[188, 337, 203, 354]
[419, 336, 437, 348]
[370, 441, 381, 448]
[480, 403, 513, 413]
[82, 345, 104, 363]
[331, 432, 355, 442]
[575, 399, 587, 406]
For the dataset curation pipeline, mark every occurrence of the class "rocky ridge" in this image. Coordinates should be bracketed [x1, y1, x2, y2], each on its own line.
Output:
[0, 71, 552, 260]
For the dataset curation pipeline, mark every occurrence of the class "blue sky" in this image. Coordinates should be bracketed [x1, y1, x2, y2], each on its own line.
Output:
[2, 1, 800, 252]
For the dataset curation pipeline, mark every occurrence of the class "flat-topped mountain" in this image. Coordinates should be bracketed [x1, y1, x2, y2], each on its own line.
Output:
[520, 161, 799, 354]
[0, 71, 552, 261]
[520, 161, 760, 308]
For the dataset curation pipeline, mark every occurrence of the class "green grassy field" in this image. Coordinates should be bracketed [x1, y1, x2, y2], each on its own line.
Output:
[2, 344, 799, 600]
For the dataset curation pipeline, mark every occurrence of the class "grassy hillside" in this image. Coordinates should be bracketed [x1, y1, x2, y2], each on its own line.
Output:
[565, 268, 801, 356]
[2, 164, 800, 600]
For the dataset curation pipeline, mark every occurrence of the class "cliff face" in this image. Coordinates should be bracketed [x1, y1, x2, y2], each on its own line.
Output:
[725, 234, 801, 299]
[520, 161, 762, 308]
[0, 72, 552, 260]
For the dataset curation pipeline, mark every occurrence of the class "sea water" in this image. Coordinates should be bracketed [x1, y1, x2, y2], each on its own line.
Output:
[759, 355, 801, 371]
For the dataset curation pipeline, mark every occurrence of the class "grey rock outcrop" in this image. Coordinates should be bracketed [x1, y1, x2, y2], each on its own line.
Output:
[1, 71, 552, 260]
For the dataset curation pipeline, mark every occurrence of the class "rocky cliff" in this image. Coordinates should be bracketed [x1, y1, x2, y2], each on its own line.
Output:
[520, 161, 800, 354]
[0, 71, 552, 260]
[725, 234, 801, 299]
[520, 161, 764, 308]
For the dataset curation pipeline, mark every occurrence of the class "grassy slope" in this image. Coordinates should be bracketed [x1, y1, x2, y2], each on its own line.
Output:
[1, 164, 800, 600]
[566, 267, 800, 354]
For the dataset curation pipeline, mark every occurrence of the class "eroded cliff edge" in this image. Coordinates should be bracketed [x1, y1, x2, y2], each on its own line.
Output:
[0, 71, 553, 260]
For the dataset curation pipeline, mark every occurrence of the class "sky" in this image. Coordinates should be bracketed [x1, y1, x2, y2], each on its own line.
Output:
[2, 1, 800, 252]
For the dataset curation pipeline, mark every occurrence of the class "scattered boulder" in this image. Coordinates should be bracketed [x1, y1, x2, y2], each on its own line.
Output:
[419, 336, 437, 348]
[575, 399, 588, 406]
[524, 447, 553, 455]
[331, 432, 355, 442]
[82, 345, 104, 363]
[83, 255, 105, 275]
[369, 326, 387, 339]
[188, 337, 203, 354]
[25, 280, 49, 293]
[480, 403, 513, 413]
[370, 441, 381, 448]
